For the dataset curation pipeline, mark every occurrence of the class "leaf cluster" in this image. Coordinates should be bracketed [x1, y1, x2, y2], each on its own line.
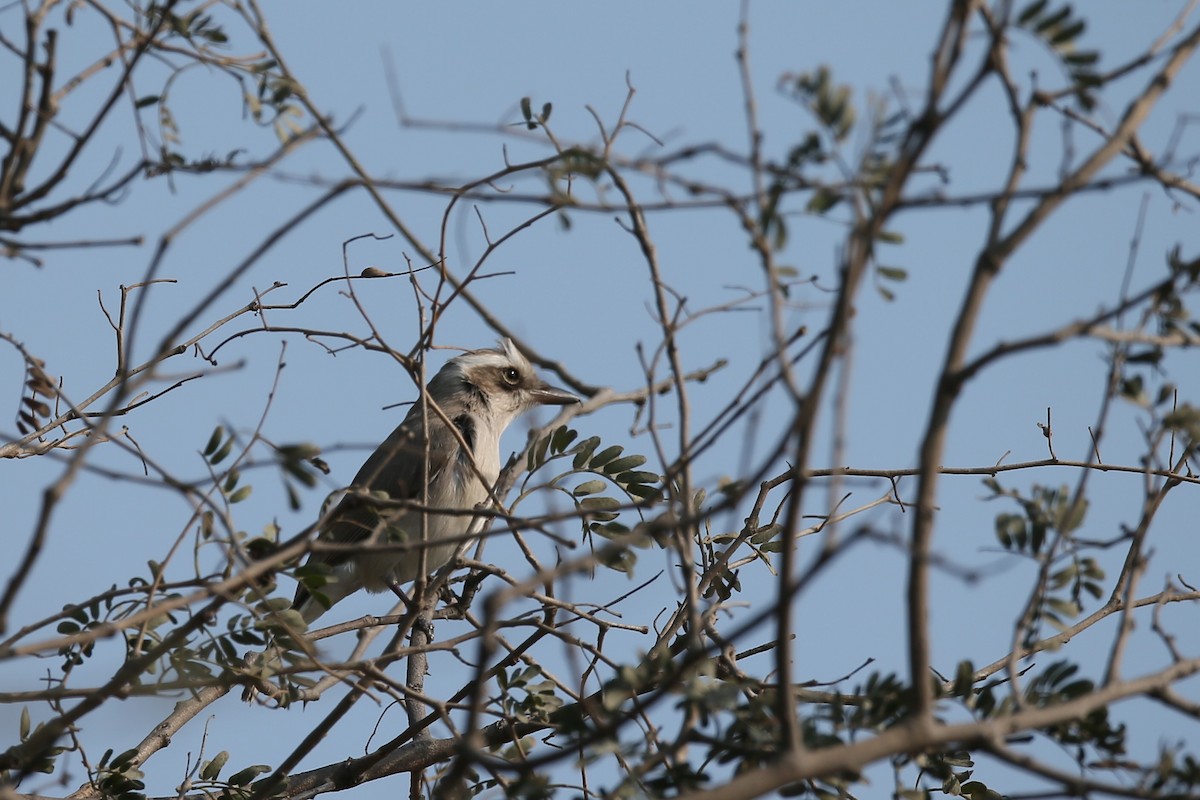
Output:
[527, 426, 664, 576]
[1017, 1, 1102, 109]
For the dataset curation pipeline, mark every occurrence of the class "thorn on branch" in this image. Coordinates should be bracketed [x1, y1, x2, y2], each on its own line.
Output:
[1037, 407, 1057, 461]
[1087, 425, 1102, 464]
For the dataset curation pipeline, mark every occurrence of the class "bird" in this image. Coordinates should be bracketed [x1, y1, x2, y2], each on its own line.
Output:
[292, 339, 579, 623]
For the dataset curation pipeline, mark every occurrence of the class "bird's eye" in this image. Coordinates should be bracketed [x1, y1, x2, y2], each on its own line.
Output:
[502, 367, 520, 385]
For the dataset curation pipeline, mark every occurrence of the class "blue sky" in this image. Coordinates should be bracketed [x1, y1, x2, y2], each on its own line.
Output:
[3, 1, 1200, 796]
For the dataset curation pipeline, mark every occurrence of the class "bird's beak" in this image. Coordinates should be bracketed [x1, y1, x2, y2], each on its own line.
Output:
[530, 382, 580, 406]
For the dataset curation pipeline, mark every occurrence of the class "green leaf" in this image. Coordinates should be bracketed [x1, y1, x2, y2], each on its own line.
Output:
[961, 780, 1003, 800]
[770, 214, 789, 251]
[750, 524, 782, 545]
[1034, 5, 1071, 34]
[228, 486, 253, 504]
[599, 547, 637, 575]
[603, 454, 646, 474]
[877, 266, 908, 282]
[591, 521, 631, 539]
[282, 462, 319, 492]
[19, 707, 30, 740]
[1017, 0, 1049, 26]
[1030, 521, 1046, 555]
[875, 229, 904, 244]
[210, 437, 234, 465]
[1046, 597, 1080, 618]
[135, 95, 160, 108]
[550, 425, 577, 453]
[227, 765, 271, 786]
[1064, 50, 1099, 66]
[571, 436, 600, 469]
[580, 496, 621, 522]
[589, 445, 625, 469]
[203, 426, 224, 456]
[626, 483, 662, 501]
[995, 513, 1024, 550]
[527, 429, 553, 471]
[805, 188, 841, 214]
[580, 497, 621, 512]
[278, 442, 320, 460]
[1056, 497, 1087, 534]
[284, 481, 301, 511]
[520, 96, 537, 129]
[1051, 19, 1085, 45]
[616, 470, 659, 486]
[573, 480, 607, 497]
[200, 751, 229, 781]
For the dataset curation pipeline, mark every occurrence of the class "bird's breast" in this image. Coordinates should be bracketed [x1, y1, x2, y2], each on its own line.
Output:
[354, 444, 501, 592]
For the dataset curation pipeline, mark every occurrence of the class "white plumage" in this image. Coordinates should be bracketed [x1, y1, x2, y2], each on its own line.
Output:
[292, 340, 577, 623]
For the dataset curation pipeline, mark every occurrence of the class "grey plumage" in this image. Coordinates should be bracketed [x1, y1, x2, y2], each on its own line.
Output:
[292, 339, 578, 623]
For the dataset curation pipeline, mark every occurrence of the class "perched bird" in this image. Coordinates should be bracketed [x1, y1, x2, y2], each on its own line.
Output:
[292, 339, 579, 623]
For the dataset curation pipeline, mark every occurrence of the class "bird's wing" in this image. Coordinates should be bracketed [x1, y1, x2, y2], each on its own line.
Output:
[292, 408, 465, 612]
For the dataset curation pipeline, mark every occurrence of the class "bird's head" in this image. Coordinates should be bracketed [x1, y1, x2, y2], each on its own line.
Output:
[427, 338, 579, 427]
